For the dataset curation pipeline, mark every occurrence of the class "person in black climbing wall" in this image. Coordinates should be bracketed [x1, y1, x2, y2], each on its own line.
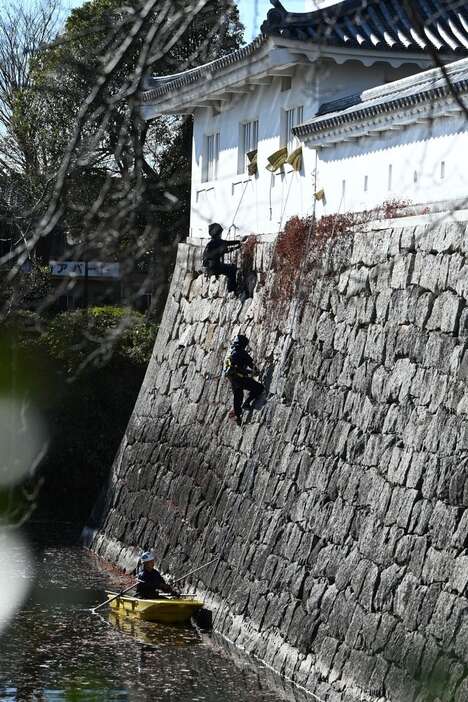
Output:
[223, 334, 264, 425]
[135, 551, 180, 599]
[202, 222, 247, 293]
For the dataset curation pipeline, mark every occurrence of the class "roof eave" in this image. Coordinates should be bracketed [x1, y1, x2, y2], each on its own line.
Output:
[141, 38, 315, 117]
[296, 80, 468, 147]
[141, 37, 437, 118]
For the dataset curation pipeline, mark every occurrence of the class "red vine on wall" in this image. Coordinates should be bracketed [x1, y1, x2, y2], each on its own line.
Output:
[269, 198, 412, 305]
[240, 235, 258, 276]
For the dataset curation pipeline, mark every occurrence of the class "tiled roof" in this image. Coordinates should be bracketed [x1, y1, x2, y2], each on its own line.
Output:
[262, 0, 468, 54]
[295, 56, 468, 136]
[142, 1, 468, 105]
[142, 36, 267, 103]
[316, 92, 362, 116]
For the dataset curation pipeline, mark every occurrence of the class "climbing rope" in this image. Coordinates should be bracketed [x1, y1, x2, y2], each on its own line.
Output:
[279, 169, 296, 231]
[254, 167, 298, 365]
[166, 178, 254, 569]
[227, 178, 250, 239]
[187, 169, 307, 601]
[214, 158, 324, 598]
[168, 153, 330, 590]
[192, 162, 315, 567]
[286, 152, 320, 334]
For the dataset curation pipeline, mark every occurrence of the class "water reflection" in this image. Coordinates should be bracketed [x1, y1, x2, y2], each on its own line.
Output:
[0, 526, 308, 702]
[105, 611, 202, 648]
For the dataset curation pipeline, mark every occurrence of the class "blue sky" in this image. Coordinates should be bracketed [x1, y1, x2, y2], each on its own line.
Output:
[60, 0, 311, 41]
[58, 1, 344, 40]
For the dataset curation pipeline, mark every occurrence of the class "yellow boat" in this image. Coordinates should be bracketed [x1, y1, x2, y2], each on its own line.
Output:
[106, 592, 204, 624]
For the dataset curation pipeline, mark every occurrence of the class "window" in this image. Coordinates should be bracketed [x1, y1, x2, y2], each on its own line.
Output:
[441, 161, 446, 179]
[283, 106, 303, 150]
[202, 132, 220, 182]
[364, 175, 368, 192]
[388, 164, 393, 190]
[238, 120, 259, 174]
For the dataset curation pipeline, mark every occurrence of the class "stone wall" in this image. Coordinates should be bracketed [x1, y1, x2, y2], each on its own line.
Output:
[88, 217, 468, 702]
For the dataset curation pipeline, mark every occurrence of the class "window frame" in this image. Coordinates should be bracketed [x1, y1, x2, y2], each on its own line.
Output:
[282, 105, 304, 151]
[238, 119, 259, 175]
[202, 131, 220, 183]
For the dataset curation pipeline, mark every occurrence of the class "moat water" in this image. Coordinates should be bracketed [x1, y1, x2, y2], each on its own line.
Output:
[0, 525, 309, 702]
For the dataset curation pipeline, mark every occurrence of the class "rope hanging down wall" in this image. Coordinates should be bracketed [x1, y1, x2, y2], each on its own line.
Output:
[181, 173, 321, 613]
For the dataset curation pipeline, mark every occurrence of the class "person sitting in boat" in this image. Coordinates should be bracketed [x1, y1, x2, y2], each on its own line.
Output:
[136, 551, 180, 599]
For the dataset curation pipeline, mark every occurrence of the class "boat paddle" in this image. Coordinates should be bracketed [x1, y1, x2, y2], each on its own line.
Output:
[92, 580, 142, 613]
[171, 557, 218, 585]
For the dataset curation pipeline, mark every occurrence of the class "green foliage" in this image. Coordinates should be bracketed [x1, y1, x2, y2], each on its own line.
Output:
[1, 0, 244, 518]
[3, 0, 244, 316]
[2, 306, 157, 523]
[1, 264, 53, 326]
[0, 316, 52, 404]
[26, 0, 244, 206]
[41, 305, 157, 373]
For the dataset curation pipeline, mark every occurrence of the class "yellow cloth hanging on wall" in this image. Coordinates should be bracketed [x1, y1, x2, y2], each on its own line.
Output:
[287, 146, 302, 171]
[247, 149, 258, 176]
[266, 146, 288, 172]
[314, 188, 326, 202]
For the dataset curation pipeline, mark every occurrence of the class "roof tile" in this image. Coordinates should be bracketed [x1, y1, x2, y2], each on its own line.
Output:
[262, 0, 468, 54]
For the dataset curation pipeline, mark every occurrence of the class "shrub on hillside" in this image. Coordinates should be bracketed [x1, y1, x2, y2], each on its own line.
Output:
[3, 307, 158, 523]
[41, 306, 157, 374]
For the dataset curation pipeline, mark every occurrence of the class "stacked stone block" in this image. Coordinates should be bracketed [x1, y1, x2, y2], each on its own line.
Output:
[89, 220, 468, 702]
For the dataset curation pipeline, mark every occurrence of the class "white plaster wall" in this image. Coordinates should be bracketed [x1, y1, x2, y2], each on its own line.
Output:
[189, 59, 427, 238]
[317, 59, 419, 105]
[190, 65, 318, 239]
[313, 113, 468, 215]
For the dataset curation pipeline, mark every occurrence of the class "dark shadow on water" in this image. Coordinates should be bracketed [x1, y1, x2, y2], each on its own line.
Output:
[192, 606, 213, 630]
[24, 520, 84, 547]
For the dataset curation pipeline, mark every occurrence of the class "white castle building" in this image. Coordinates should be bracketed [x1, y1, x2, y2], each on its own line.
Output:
[142, 0, 468, 239]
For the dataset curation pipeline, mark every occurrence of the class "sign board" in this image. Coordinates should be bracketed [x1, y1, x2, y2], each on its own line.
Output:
[49, 261, 120, 279]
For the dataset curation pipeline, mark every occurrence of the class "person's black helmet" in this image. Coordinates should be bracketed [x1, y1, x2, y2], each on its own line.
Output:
[209, 222, 223, 239]
[232, 334, 249, 349]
